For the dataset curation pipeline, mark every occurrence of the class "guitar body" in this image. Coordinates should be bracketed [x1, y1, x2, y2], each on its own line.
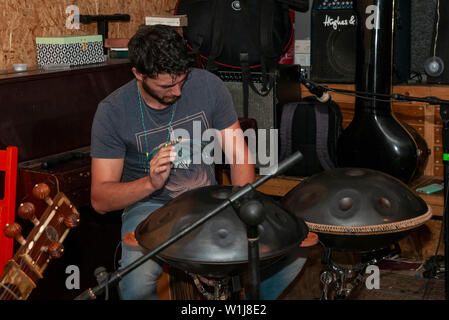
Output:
[337, 107, 428, 183]
[336, 0, 428, 183]
[0, 190, 79, 300]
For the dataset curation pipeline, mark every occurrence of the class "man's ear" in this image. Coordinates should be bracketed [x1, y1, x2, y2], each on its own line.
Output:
[132, 67, 143, 81]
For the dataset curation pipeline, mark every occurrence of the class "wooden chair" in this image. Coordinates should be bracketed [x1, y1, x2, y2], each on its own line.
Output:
[0, 147, 18, 275]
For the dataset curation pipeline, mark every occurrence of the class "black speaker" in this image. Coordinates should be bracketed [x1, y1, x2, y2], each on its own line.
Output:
[217, 70, 278, 163]
[217, 71, 278, 132]
[217, 66, 301, 128]
[427, 0, 449, 84]
[411, 0, 437, 75]
[217, 67, 301, 167]
[310, 3, 357, 83]
[310, 0, 410, 84]
[393, 0, 411, 84]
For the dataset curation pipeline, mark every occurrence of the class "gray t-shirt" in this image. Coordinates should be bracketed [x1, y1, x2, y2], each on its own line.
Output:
[91, 68, 237, 203]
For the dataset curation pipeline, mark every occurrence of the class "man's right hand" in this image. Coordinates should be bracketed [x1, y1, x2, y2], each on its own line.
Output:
[148, 145, 176, 190]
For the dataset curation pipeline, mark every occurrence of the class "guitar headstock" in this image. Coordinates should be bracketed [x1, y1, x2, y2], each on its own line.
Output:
[1, 183, 80, 300]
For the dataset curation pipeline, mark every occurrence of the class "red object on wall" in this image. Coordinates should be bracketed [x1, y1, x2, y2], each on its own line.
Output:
[0, 146, 18, 275]
[279, 10, 295, 65]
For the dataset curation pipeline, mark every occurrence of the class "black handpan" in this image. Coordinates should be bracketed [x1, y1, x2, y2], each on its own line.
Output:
[282, 168, 432, 253]
[135, 185, 308, 278]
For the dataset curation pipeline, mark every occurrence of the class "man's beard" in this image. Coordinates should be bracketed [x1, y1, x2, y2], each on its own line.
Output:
[141, 80, 180, 106]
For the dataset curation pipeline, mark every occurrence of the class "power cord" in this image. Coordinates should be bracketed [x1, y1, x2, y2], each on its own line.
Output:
[301, 79, 447, 300]
[421, 182, 448, 299]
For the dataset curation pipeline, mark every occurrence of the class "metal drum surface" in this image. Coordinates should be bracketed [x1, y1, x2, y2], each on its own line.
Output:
[135, 185, 308, 278]
[281, 168, 432, 252]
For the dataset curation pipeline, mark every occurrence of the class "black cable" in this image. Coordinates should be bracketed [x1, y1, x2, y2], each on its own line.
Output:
[421, 179, 448, 300]
[302, 79, 448, 300]
[326, 87, 403, 104]
[105, 275, 110, 300]
[409, 71, 423, 83]
[107, 240, 122, 300]
[113, 240, 121, 271]
[303, 80, 405, 104]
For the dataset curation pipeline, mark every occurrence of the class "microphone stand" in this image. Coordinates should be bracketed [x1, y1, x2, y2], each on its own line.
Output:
[232, 199, 265, 300]
[303, 79, 449, 300]
[75, 151, 304, 300]
[393, 95, 449, 301]
[300, 79, 331, 103]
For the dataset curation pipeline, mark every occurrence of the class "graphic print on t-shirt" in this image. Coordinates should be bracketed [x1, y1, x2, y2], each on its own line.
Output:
[135, 111, 216, 199]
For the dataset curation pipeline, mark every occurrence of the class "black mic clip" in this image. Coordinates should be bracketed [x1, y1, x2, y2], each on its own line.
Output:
[301, 79, 331, 103]
[93, 266, 110, 299]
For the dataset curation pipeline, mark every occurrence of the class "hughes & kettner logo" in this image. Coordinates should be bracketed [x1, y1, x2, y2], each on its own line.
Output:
[323, 14, 356, 30]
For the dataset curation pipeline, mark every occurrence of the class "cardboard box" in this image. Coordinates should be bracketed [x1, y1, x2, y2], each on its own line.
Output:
[145, 15, 188, 27]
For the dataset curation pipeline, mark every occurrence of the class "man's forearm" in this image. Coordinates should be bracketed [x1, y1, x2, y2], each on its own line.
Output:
[91, 176, 157, 214]
[230, 163, 256, 186]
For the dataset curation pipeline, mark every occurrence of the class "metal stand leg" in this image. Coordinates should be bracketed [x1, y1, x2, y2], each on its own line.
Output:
[439, 104, 449, 300]
[319, 244, 401, 300]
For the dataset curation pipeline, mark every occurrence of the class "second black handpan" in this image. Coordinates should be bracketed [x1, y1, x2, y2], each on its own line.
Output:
[135, 185, 308, 278]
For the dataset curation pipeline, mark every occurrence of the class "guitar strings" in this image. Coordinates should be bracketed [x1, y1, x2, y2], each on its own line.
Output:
[0, 225, 52, 300]
[0, 259, 27, 300]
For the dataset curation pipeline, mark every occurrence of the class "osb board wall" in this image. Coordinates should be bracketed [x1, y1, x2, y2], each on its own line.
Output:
[0, 0, 178, 70]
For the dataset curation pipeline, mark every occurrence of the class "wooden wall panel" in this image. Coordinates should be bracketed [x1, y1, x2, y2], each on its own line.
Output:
[0, 0, 177, 70]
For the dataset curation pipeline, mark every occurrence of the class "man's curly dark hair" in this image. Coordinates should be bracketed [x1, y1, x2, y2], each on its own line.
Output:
[128, 24, 194, 78]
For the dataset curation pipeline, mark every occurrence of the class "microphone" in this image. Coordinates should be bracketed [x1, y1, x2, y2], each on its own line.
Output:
[74, 267, 111, 300]
[94, 267, 109, 297]
[95, 267, 108, 283]
[301, 79, 331, 103]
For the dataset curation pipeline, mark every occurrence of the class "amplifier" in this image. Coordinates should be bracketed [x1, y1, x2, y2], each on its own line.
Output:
[310, 1, 357, 83]
[17, 147, 91, 212]
[217, 70, 280, 172]
[310, 0, 410, 84]
[217, 71, 278, 132]
[217, 67, 301, 172]
[313, 0, 355, 10]
[427, 0, 449, 84]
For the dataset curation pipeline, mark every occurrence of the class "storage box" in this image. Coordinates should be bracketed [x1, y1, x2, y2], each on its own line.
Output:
[145, 15, 188, 27]
[36, 35, 106, 67]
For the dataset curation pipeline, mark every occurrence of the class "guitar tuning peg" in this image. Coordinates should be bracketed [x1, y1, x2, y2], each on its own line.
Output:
[4, 222, 26, 246]
[48, 242, 64, 259]
[18, 202, 40, 226]
[64, 213, 80, 229]
[32, 183, 53, 206]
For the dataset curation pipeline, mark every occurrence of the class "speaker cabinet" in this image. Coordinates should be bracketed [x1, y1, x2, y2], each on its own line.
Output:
[411, 0, 437, 75]
[310, 4, 357, 83]
[428, 0, 449, 84]
[393, 0, 411, 84]
[217, 71, 278, 131]
[217, 68, 301, 169]
[310, 0, 410, 84]
[217, 71, 278, 167]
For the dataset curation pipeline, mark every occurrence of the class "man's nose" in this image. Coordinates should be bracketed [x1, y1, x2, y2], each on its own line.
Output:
[170, 83, 182, 96]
